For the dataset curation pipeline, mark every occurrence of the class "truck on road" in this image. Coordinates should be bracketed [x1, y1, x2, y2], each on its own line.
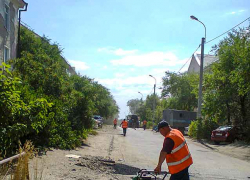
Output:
[127, 114, 139, 128]
[163, 109, 197, 133]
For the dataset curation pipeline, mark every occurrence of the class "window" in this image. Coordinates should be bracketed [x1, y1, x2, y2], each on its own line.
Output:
[4, 4, 10, 30]
[4, 46, 10, 63]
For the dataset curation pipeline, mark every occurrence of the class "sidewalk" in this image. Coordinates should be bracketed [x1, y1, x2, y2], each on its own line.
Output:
[191, 138, 250, 162]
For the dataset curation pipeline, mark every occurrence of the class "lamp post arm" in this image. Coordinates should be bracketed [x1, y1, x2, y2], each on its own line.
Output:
[198, 20, 206, 40]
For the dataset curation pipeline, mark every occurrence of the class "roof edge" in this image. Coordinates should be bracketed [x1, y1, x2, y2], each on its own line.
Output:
[19, 0, 27, 8]
[194, 52, 200, 66]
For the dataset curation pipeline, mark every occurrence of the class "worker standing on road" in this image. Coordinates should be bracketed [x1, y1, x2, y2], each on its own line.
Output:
[132, 118, 136, 130]
[143, 120, 147, 130]
[113, 118, 117, 129]
[120, 119, 128, 136]
[154, 121, 193, 180]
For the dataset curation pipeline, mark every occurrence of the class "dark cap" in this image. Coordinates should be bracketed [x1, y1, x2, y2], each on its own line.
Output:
[157, 121, 169, 130]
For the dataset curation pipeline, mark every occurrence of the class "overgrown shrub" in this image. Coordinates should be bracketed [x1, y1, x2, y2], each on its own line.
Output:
[0, 64, 53, 157]
[188, 121, 197, 138]
[1, 26, 119, 157]
[188, 118, 218, 140]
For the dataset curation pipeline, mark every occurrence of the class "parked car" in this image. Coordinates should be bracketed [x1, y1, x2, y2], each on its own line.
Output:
[153, 125, 158, 132]
[93, 115, 103, 128]
[184, 126, 189, 136]
[211, 126, 236, 144]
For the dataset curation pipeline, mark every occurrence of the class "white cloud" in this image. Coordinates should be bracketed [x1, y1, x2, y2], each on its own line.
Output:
[97, 73, 164, 118]
[98, 47, 138, 56]
[68, 60, 89, 70]
[228, 10, 246, 15]
[151, 68, 168, 75]
[110, 51, 187, 67]
[103, 65, 108, 69]
[97, 74, 151, 87]
[114, 73, 125, 78]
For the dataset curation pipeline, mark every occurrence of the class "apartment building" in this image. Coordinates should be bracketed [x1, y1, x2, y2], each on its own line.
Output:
[0, 0, 27, 65]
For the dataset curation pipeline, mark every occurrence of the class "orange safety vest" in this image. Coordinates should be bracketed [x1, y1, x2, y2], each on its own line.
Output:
[143, 120, 147, 125]
[121, 121, 128, 128]
[165, 129, 193, 174]
[113, 119, 117, 124]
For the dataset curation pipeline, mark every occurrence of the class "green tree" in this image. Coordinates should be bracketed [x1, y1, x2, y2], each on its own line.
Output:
[162, 71, 199, 111]
[127, 99, 141, 114]
[203, 26, 250, 140]
[0, 26, 119, 156]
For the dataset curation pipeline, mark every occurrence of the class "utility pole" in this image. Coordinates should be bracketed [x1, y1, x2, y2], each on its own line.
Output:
[190, 15, 206, 119]
[149, 75, 156, 126]
[198, 37, 205, 118]
[153, 83, 156, 125]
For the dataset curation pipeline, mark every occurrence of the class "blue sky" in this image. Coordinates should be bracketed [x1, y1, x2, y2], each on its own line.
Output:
[22, 0, 250, 118]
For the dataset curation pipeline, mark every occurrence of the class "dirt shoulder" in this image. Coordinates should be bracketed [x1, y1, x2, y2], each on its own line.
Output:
[189, 137, 250, 162]
[28, 126, 250, 180]
[29, 125, 149, 180]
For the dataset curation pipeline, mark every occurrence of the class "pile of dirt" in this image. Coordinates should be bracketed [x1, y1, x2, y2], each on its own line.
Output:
[75, 156, 116, 173]
[73, 156, 163, 180]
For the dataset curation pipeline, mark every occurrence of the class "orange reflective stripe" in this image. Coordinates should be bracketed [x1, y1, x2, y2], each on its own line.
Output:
[167, 153, 191, 166]
[171, 140, 186, 154]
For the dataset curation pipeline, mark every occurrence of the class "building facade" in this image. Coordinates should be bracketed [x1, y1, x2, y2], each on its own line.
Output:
[187, 52, 219, 73]
[0, 0, 26, 65]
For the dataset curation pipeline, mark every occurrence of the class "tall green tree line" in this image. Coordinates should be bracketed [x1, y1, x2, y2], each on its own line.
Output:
[0, 27, 118, 157]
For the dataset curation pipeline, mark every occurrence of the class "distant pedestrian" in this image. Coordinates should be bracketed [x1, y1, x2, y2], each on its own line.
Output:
[120, 119, 128, 136]
[113, 118, 117, 129]
[132, 118, 136, 130]
[143, 120, 147, 130]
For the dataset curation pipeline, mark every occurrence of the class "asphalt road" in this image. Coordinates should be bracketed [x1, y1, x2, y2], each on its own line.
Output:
[118, 127, 250, 180]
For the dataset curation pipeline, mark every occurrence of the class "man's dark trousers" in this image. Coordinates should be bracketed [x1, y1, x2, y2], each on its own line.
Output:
[123, 128, 127, 136]
[170, 167, 189, 180]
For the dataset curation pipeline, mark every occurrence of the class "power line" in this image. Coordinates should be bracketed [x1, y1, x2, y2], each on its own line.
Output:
[206, 16, 250, 44]
[178, 44, 201, 73]
[178, 16, 250, 72]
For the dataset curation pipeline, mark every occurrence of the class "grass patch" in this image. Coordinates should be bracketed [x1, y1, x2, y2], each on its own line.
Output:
[88, 130, 98, 136]
[0, 141, 44, 180]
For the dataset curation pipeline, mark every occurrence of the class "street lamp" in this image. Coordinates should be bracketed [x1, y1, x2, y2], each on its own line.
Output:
[138, 91, 143, 101]
[190, 15, 206, 119]
[149, 75, 156, 126]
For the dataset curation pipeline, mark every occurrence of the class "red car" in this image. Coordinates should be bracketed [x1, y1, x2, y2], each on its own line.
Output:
[211, 126, 236, 144]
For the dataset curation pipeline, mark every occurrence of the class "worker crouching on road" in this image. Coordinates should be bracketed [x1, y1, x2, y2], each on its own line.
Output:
[154, 121, 193, 180]
[120, 119, 128, 136]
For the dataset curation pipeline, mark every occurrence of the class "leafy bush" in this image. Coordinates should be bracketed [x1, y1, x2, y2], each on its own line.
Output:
[0, 64, 53, 157]
[188, 118, 218, 140]
[188, 121, 197, 138]
[1, 27, 119, 157]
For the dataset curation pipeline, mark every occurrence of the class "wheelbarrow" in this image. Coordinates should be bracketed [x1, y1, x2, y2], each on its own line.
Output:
[133, 169, 169, 180]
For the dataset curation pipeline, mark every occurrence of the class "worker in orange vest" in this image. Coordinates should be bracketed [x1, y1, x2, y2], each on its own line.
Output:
[154, 121, 193, 180]
[113, 118, 117, 129]
[143, 120, 147, 130]
[120, 119, 128, 136]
